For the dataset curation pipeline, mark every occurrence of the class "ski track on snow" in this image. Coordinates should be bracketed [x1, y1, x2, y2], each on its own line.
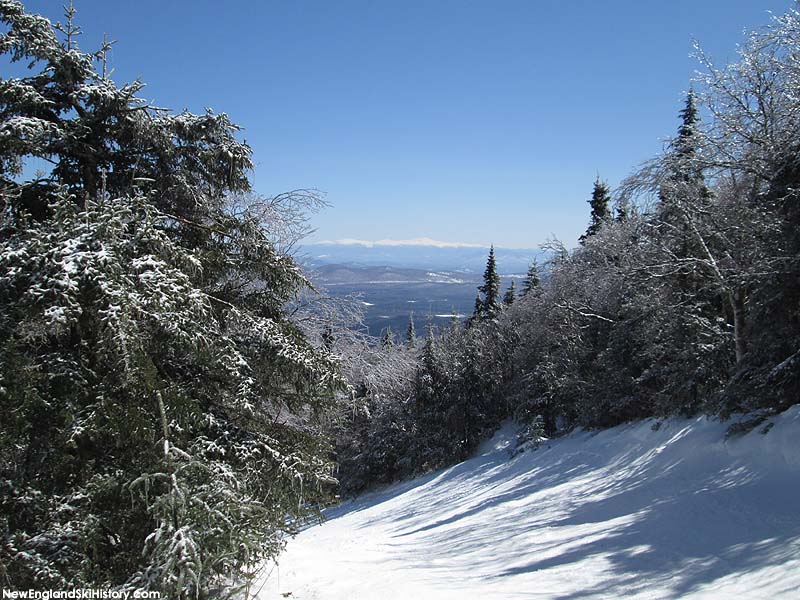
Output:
[259, 407, 800, 599]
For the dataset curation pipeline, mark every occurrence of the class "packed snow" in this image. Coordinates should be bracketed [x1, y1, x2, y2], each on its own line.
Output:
[259, 407, 800, 599]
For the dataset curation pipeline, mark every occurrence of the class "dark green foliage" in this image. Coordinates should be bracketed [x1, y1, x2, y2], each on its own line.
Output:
[469, 293, 483, 327]
[674, 89, 704, 170]
[406, 313, 416, 347]
[335, 311, 519, 492]
[411, 320, 515, 466]
[0, 2, 250, 226]
[0, 2, 341, 595]
[521, 261, 541, 297]
[579, 177, 611, 244]
[475, 246, 501, 320]
[614, 198, 630, 223]
[503, 280, 516, 306]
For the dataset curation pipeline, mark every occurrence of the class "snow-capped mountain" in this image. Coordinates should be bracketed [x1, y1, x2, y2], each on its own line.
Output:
[310, 264, 481, 285]
[300, 239, 544, 274]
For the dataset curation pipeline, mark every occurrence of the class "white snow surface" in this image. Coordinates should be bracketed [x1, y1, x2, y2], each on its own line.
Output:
[260, 408, 800, 599]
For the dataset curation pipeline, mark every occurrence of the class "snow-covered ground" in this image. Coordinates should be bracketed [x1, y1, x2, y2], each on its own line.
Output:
[259, 407, 800, 599]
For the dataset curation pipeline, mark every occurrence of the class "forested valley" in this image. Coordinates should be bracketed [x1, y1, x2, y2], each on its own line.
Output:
[1, 1, 799, 597]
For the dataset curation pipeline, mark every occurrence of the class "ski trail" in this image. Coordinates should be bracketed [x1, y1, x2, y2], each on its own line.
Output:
[261, 408, 800, 600]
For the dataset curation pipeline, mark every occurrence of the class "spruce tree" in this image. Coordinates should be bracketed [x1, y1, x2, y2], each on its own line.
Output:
[423, 323, 436, 360]
[406, 312, 416, 346]
[675, 89, 701, 164]
[614, 199, 630, 223]
[477, 245, 502, 319]
[413, 324, 439, 414]
[420, 325, 438, 393]
[471, 293, 483, 323]
[657, 90, 711, 219]
[503, 280, 517, 306]
[579, 177, 612, 244]
[467, 292, 483, 328]
[649, 90, 724, 411]
[521, 261, 541, 297]
[381, 327, 395, 347]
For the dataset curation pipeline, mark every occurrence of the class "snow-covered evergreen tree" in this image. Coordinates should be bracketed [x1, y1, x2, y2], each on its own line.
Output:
[521, 261, 541, 297]
[406, 312, 416, 347]
[476, 246, 501, 319]
[579, 177, 612, 244]
[503, 280, 516, 306]
[0, 2, 342, 594]
[469, 292, 483, 326]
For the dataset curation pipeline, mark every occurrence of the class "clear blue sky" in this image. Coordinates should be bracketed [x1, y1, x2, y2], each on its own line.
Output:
[13, 0, 794, 248]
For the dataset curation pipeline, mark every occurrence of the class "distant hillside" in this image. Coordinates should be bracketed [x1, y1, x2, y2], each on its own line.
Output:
[300, 242, 544, 274]
[311, 264, 481, 285]
[306, 264, 522, 337]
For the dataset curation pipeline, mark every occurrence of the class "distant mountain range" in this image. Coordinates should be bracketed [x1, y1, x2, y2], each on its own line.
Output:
[298, 240, 540, 336]
[310, 264, 482, 285]
[299, 240, 544, 274]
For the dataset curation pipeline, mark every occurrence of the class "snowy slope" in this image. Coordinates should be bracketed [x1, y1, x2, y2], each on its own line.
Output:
[259, 408, 800, 600]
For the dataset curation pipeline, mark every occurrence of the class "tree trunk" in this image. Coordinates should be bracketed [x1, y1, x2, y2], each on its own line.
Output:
[729, 288, 748, 364]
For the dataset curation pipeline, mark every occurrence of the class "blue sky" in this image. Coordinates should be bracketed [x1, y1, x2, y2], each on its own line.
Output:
[13, 0, 794, 248]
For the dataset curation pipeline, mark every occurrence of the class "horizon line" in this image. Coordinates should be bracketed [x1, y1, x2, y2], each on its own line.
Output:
[306, 237, 541, 250]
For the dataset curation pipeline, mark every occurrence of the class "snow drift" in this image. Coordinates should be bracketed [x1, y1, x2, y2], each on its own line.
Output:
[260, 407, 800, 599]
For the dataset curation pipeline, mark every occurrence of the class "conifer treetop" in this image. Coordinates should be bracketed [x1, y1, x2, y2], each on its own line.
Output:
[406, 312, 416, 346]
[477, 245, 502, 319]
[579, 177, 612, 244]
[503, 280, 516, 306]
[521, 260, 541, 297]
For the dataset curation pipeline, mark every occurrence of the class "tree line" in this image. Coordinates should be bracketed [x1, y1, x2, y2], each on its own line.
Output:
[332, 7, 800, 493]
